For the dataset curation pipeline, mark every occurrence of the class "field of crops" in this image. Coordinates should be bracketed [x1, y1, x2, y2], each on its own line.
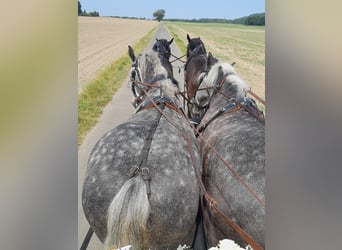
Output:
[165, 22, 265, 100]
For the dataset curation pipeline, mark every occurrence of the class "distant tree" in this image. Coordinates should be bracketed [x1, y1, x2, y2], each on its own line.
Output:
[245, 13, 265, 25]
[153, 9, 165, 22]
[88, 11, 99, 17]
[78, 1, 99, 17]
[78, 1, 82, 16]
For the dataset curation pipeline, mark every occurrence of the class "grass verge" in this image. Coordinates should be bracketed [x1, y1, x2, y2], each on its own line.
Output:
[78, 27, 156, 146]
[164, 22, 187, 55]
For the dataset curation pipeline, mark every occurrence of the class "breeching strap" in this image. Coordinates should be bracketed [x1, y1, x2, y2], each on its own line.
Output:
[128, 102, 165, 196]
[170, 53, 186, 63]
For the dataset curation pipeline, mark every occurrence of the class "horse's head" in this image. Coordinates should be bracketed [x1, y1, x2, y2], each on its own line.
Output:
[152, 38, 174, 79]
[128, 45, 179, 108]
[195, 62, 249, 110]
[152, 38, 174, 60]
[186, 34, 207, 58]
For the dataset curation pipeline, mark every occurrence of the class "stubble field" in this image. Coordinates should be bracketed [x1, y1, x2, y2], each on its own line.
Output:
[78, 17, 158, 94]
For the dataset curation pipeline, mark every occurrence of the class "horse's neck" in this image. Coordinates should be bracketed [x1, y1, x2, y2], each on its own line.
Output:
[209, 77, 245, 108]
[200, 85, 244, 127]
[158, 55, 173, 77]
[141, 57, 168, 83]
[187, 52, 206, 64]
[144, 79, 179, 106]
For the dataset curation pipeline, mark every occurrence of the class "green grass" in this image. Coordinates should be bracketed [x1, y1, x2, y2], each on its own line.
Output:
[78, 27, 156, 146]
[164, 24, 187, 56]
[164, 22, 265, 102]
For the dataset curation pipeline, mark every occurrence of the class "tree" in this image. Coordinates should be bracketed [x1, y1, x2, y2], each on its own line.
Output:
[78, 1, 82, 16]
[88, 11, 99, 17]
[153, 9, 165, 22]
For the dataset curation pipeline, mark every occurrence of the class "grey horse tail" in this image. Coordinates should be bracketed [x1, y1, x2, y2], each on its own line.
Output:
[104, 175, 150, 250]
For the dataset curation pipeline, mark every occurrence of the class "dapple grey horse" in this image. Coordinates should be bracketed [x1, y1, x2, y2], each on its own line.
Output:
[184, 34, 218, 122]
[82, 48, 202, 250]
[195, 61, 265, 249]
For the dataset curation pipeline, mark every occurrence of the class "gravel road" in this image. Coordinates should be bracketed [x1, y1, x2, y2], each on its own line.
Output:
[78, 22, 186, 249]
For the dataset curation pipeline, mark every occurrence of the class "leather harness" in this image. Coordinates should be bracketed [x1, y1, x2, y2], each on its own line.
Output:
[127, 96, 181, 196]
[197, 97, 264, 133]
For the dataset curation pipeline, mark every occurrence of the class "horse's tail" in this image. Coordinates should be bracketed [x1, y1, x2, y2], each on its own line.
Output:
[104, 175, 150, 250]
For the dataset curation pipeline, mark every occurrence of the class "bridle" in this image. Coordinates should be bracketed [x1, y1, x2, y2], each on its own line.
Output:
[152, 41, 171, 60]
[130, 54, 165, 108]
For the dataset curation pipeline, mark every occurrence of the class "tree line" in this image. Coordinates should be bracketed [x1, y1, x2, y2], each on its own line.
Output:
[165, 13, 265, 26]
[78, 1, 99, 17]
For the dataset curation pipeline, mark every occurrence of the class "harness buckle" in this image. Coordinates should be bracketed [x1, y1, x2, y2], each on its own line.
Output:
[141, 167, 151, 196]
[141, 167, 150, 178]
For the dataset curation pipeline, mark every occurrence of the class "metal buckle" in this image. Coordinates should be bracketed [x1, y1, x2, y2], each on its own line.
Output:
[141, 167, 150, 176]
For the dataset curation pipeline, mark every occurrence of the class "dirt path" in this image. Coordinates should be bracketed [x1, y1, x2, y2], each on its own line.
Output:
[78, 17, 158, 94]
[78, 23, 185, 249]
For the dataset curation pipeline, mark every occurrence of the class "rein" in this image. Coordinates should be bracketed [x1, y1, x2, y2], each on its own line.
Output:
[244, 88, 265, 106]
[170, 53, 186, 63]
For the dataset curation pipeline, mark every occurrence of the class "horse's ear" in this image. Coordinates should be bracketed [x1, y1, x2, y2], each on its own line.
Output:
[187, 34, 191, 42]
[168, 38, 174, 45]
[217, 65, 225, 84]
[208, 52, 212, 66]
[128, 45, 135, 62]
[208, 52, 218, 68]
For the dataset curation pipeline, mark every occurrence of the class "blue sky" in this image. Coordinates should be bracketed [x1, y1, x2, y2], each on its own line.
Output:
[79, 0, 265, 20]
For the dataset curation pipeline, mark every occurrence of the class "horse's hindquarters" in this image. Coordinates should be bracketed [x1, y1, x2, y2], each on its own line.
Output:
[200, 113, 265, 248]
[146, 111, 201, 248]
[82, 110, 201, 249]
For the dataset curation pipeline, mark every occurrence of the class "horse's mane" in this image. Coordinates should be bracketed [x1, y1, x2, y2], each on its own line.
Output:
[201, 62, 250, 99]
[140, 51, 179, 99]
[139, 51, 167, 81]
